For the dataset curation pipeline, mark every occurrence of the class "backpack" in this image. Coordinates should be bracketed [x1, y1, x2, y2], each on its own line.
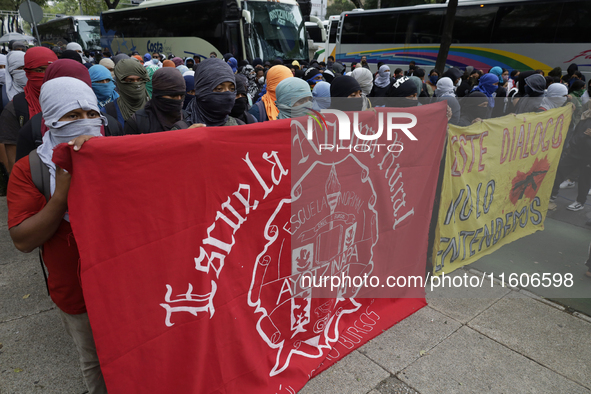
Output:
[28, 149, 51, 295]
[13, 92, 30, 128]
[254, 100, 267, 122]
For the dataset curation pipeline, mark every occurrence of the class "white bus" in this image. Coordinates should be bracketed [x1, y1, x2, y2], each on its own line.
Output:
[38, 16, 101, 51]
[100, 0, 309, 62]
[335, 0, 591, 75]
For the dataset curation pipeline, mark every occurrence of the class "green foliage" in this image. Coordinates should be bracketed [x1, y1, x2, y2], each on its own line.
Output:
[42, 0, 109, 20]
[0, 0, 49, 12]
[326, 0, 356, 17]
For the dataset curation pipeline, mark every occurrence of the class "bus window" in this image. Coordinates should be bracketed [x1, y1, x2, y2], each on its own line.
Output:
[329, 20, 338, 44]
[306, 25, 323, 43]
[556, 1, 591, 43]
[452, 5, 498, 44]
[224, 21, 242, 60]
[397, 10, 444, 44]
[492, 4, 558, 43]
[358, 13, 396, 44]
[341, 14, 361, 44]
[77, 19, 101, 50]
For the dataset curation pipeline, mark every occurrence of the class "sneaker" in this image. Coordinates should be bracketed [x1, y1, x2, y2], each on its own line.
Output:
[567, 202, 585, 211]
[550, 195, 558, 203]
[560, 180, 576, 189]
[548, 202, 557, 210]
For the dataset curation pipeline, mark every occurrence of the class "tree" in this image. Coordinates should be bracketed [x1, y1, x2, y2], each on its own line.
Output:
[326, 0, 356, 16]
[435, 0, 458, 74]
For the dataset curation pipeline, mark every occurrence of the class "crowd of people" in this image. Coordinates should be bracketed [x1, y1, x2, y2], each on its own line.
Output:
[1, 40, 591, 393]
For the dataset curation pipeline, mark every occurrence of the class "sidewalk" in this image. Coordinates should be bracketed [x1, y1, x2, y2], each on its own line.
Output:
[1, 194, 590, 393]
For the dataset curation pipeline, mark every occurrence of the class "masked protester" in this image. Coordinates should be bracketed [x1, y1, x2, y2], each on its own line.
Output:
[330, 75, 364, 111]
[8, 76, 108, 394]
[432, 77, 461, 125]
[0, 47, 57, 175]
[3, 51, 26, 104]
[351, 67, 373, 110]
[231, 74, 257, 124]
[240, 64, 259, 101]
[16, 59, 123, 162]
[458, 92, 489, 126]
[124, 67, 186, 134]
[248, 65, 292, 122]
[99, 58, 115, 79]
[539, 83, 568, 112]
[275, 77, 314, 119]
[514, 73, 546, 114]
[66, 42, 85, 62]
[0, 54, 6, 108]
[183, 74, 195, 110]
[312, 81, 331, 110]
[102, 59, 149, 127]
[386, 76, 420, 108]
[185, 58, 243, 127]
[89, 64, 119, 110]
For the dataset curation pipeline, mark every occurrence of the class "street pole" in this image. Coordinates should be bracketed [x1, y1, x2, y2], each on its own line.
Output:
[79, 0, 84, 15]
[25, 0, 41, 46]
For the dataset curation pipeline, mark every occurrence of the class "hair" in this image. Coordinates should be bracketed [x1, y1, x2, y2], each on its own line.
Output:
[328, 56, 335, 61]
[414, 68, 425, 79]
[429, 68, 439, 76]
[377, 61, 384, 70]
[510, 69, 520, 77]
[319, 61, 326, 67]
[534, 69, 544, 75]
[103, 50, 111, 57]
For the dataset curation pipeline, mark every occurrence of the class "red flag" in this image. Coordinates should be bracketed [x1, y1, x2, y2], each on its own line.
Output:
[53, 101, 447, 393]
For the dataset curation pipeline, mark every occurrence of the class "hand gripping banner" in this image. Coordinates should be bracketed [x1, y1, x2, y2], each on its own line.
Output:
[53, 101, 447, 393]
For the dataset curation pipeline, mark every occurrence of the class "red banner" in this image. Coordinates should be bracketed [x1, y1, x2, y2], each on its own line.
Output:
[54, 102, 447, 393]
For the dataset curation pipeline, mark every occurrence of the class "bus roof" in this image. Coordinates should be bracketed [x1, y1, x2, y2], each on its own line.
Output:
[103, 0, 299, 14]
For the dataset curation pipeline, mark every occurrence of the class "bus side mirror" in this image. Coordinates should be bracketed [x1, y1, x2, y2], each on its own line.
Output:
[309, 15, 326, 42]
[242, 10, 251, 24]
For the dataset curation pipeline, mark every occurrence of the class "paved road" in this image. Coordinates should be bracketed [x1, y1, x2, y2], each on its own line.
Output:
[1, 192, 590, 393]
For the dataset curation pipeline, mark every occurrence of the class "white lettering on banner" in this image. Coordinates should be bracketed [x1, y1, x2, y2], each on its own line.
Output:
[160, 151, 287, 326]
[378, 132, 415, 230]
[160, 282, 217, 327]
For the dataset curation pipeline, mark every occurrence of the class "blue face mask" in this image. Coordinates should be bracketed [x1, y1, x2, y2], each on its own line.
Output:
[429, 75, 438, 85]
[92, 80, 116, 102]
[152, 58, 159, 65]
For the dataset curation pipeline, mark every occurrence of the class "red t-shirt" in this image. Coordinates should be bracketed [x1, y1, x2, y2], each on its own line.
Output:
[7, 157, 86, 315]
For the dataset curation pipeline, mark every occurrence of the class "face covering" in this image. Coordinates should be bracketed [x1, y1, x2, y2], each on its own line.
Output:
[230, 96, 248, 118]
[185, 58, 237, 126]
[429, 75, 438, 85]
[152, 58, 159, 65]
[0, 54, 6, 85]
[455, 79, 462, 88]
[503, 75, 509, 82]
[258, 76, 265, 85]
[114, 59, 149, 120]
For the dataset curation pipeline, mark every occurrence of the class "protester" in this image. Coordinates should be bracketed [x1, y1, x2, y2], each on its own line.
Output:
[145, 62, 159, 98]
[184, 58, 243, 127]
[66, 42, 85, 62]
[469, 73, 499, 117]
[16, 59, 123, 162]
[7, 76, 108, 394]
[99, 58, 115, 78]
[433, 77, 460, 125]
[124, 67, 186, 134]
[539, 83, 568, 112]
[171, 57, 183, 67]
[330, 75, 363, 111]
[89, 64, 119, 110]
[370, 65, 392, 106]
[0, 47, 56, 175]
[312, 81, 331, 110]
[3, 50, 26, 105]
[102, 59, 149, 127]
[551, 109, 591, 211]
[248, 65, 292, 122]
[231, 74, 257, 124]
[458, 92, 488, 126]
[514, 73, 546, 114]
[240, 64, 259, 102]
[386, 76, 419, 107]
[112, 53, 130, 65]
[275, 77, 313, 119]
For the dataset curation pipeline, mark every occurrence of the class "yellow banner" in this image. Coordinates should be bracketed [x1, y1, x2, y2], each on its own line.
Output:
[433, 106, 573, 275]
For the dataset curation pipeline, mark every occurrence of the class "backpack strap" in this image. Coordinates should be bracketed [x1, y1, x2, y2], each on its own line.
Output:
[28, 150, 52, 296]
[255, 100, 266, 122]
[13, 93, 30, 128]
[32, 114, 43, 147]
[28, 149, 51, 202]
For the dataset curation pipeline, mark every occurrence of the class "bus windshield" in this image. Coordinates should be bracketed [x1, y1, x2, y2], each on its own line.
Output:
[248, 1, 307, 61]
[76, 19, 101, 50]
